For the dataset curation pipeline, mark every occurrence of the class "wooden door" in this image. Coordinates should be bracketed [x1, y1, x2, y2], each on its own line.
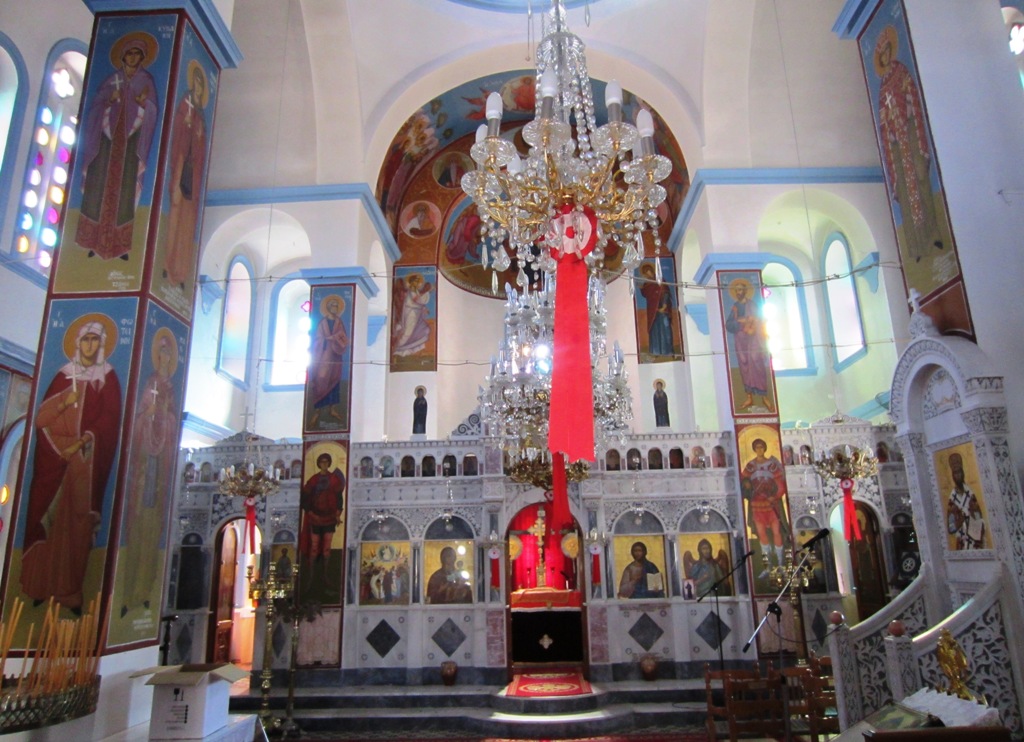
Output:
[850, 502, 888, 621]
[207, 523, 238, 662]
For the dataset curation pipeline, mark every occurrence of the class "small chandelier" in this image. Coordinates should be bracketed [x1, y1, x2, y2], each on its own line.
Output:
[461, 0, 671, 288]
[812, 445, 878, 541]
[218, 447, 281, 500]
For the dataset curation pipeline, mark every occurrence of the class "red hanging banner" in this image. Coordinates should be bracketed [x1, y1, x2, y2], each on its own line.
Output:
[547, 204, 596, 466]
[840, 478, 862, 540]
[243, 496, 258, 555]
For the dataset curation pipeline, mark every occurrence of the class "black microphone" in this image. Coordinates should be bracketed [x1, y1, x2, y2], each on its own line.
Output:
[801, 528, 830, 550]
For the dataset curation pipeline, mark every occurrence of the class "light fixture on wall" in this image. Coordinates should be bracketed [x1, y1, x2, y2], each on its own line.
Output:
[698, 499, 712, 524]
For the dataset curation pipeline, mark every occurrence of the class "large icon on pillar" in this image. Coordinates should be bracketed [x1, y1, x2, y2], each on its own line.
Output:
[298, 440, 348, 607]
[54, 15, 177, 295]
[108, 305, 189, 647]
[151, 22, 219, 321]
[304, 284, 355, 433]
[860, 3, 968, 336]
[633, 257, 683, 364]
[3, 297, 137, 639]
[736, 423, 793, 597]
[718, 270, 777, 416]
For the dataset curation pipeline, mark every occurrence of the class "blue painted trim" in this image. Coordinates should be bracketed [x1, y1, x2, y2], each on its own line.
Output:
[763, 256, 815, 373]
[182, 411, 232, 440]
[299, 266, 379, 299]
[684, 303, 708, 336]
[833, 0, 882, 40]
[2, 38, 88, 289]
[692, 253, 769, 286]
[0, 418, 26, 487]
[854, 251, 880, 293]
[668, 167, 884, 256]
[849, 390, 891, 420]
[215, 254, 255, 389]
[0, 339, 36, 376]
[263, 382, 303, 393]
[367, 315, 387, 346]
[821, 232, 868, 371]
[206, 183, 400, 263]
[83, 0, 242, 69]
[198, 273, 225, 314]
[0, 32, 30, 264]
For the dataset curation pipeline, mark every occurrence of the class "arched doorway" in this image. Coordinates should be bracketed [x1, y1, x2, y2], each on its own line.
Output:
[207, 518, 259, 666]
[506, 502, 586, 675]
[830, 502, 888, 623]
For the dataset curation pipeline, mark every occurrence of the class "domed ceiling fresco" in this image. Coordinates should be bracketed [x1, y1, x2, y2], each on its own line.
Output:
[375, 71, 689, 299]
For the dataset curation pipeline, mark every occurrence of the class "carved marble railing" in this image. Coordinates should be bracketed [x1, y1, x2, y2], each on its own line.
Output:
[829, 562, 935, 728]
[830, 564, 1024, 737]
[882, 568, 1023, 737]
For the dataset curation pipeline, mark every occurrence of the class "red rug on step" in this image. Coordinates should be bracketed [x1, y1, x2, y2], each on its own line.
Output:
[504, 670, 592, 697]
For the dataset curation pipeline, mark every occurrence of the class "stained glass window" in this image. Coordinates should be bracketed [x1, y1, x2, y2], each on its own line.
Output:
[12, 46, 86, 279]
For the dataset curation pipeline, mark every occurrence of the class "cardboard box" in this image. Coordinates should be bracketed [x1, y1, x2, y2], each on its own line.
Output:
[131, 663, 248, 740]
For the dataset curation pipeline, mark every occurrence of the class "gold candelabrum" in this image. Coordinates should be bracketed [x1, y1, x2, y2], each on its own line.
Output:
[508, 449, 590, 490]
[768, 550, 811, 661]
[247, 562, 294, 734]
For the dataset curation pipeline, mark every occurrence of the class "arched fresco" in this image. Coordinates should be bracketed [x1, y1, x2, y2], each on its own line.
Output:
[375, 71, 689, 299]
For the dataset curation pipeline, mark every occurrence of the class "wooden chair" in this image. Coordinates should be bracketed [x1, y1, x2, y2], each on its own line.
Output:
[800, 670, 840, 742]
[704, 663, 761, 740]
[723, 674, 787, 741]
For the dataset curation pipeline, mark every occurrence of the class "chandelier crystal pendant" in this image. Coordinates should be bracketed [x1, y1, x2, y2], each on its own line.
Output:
[478, 275, 633, 485]
[461, 0, 672, 285]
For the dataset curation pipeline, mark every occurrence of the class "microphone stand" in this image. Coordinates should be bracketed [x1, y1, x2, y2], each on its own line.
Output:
[698, 550, 751, 673]
[741, 547, 814, 742]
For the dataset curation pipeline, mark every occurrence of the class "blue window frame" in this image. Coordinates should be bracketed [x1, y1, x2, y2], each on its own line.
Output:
[762, 258, 814, 374]
[217, 255, 255, 387]
[822, 232, 866, 370]
[266, 275, 311, 389]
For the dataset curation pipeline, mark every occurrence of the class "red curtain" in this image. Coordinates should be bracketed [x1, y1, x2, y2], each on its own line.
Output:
[508, 503, 576, 591]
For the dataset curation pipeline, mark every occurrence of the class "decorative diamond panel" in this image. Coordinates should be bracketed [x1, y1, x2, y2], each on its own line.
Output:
[696, 611, 731, 650]
[628, 612, 664, 651]
[366, 619, 401, 658]
[432, 617, 467, 657]
[811, 608, 828, 645]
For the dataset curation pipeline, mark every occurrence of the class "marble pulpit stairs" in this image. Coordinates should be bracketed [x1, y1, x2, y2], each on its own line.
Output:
[228, 675, 709, 738]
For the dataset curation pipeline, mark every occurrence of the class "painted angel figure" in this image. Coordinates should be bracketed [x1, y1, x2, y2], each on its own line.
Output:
[683, 538, 732, 598]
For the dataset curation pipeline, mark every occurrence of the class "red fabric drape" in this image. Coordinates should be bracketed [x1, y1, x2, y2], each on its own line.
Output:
[508, 503, 574, 590]
[841, 478, 862, 540]
[591, 552, 601, 584]
[490, 550, 501, 589]
[548, 204, 596, 465]
[244, 496, 257, 555]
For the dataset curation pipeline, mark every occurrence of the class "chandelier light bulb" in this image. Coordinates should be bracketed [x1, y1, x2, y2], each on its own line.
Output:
[636, 108, 655, 138]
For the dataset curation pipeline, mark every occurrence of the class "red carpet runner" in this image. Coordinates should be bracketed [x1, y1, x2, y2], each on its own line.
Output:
[504, 670, 592, 698]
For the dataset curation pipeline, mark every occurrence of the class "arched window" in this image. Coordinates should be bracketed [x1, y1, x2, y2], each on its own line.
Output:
[267, 276, 311, 387]
[9, 41, 86, 282]
[422, 455, 436, 477]
[217, 256, 255, 386]
[822, 233, 866, 369]
[648, 449, 663, 470]
[761, 259, 812, 373]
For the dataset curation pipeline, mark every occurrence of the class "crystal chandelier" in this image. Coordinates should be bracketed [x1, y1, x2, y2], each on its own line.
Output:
[218, 432, 281, 554]
[461, 0, 672, 287]
[479, 276, 632, 487]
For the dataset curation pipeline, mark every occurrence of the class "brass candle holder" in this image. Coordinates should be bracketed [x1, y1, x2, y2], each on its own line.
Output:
[247, 562, 294, 734]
